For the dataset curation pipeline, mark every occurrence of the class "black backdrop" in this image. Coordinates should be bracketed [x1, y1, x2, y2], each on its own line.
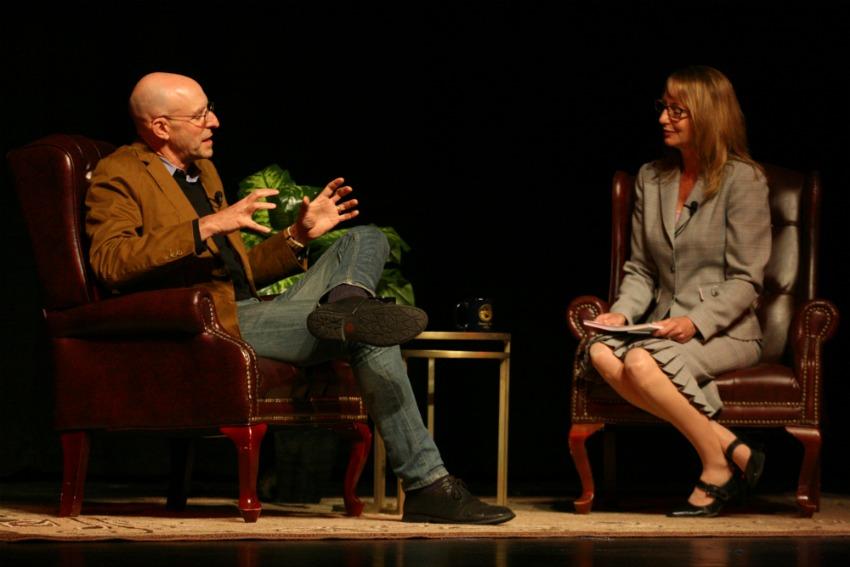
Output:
[2, 2, 848, 498]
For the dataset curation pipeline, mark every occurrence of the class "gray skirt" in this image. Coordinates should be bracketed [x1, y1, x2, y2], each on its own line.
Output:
[586, 332, 762, 418]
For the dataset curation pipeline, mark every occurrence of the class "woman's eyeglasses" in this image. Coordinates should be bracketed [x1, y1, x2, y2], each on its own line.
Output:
[654, 99, 689, 121]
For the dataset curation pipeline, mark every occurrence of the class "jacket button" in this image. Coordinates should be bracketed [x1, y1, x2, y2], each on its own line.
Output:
[711, 288, 719, 297]
[670, 265, 676, 273]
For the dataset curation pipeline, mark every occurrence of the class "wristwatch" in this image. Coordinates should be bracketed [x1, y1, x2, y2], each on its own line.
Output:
[284, 226, 307, 259]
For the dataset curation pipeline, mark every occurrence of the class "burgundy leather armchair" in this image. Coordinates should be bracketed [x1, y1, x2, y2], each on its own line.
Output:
[566, 165, 838, 517]
[7, 134, 372, 522]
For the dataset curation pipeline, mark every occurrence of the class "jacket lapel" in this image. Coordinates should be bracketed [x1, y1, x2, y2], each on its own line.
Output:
[197, 163, 253, 277]
[134, 143, 203, 222]
[198, 169, 222, 212]
[135, 144, 227, 255]
[133, 144, 252, 281]
[660, 169, 679, 245]
[674, 177, 706, 238]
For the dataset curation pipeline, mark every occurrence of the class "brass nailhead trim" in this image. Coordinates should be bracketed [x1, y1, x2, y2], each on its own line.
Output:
[260, 396, 363, 403]
[801, 304, 833, 424]
[203, 300, 258, 415]
[252, 414, 368, 423]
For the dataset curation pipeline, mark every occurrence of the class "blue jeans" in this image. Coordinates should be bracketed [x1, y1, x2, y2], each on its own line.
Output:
[237, 226, 447, 490]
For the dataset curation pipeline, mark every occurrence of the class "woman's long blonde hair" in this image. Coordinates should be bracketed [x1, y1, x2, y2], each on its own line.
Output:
[661, 66, 760, 198]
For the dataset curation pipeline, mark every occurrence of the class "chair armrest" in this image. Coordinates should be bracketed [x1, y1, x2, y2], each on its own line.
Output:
[567, 295, 610, 341]
[791, 298, 839, 391]
[45, 288, 216, 337]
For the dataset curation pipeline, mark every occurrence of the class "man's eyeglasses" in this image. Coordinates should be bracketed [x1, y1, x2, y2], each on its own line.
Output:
[654, 99, 689, 121]
[160, 102, 215, 126]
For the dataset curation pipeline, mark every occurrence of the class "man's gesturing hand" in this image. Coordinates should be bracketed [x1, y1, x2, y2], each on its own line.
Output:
[198, 188, 279, 240]
[291, 178, 359, 244]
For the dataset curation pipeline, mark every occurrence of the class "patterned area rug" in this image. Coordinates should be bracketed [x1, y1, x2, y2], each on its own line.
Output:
[3, 484, 850, 542]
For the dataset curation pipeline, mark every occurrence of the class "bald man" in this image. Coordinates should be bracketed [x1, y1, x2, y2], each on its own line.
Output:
[84, 72, 514, 525]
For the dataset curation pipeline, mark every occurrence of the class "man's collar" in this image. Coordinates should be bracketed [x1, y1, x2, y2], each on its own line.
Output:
[157, 155, 201, 183]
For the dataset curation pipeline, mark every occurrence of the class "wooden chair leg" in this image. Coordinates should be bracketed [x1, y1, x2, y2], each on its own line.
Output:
[568, 423, 605, 514]
[340, 422, 372, 516]
[786, 426, 821, 517]
[221, 424, 268, 523]
[166, 438, 194, 511]
[59, 431, 90, 517]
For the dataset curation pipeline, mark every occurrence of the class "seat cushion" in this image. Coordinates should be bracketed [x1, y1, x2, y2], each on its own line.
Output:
[714, 363, 800, 403]
[714, 363, 805, 423]
[574, 362, 804, 425]
[256, 358, 368, 423]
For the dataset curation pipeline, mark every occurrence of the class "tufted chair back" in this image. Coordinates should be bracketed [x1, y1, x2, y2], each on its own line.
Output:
[756, 166, 819, 363]
[9, 135, 114, 309]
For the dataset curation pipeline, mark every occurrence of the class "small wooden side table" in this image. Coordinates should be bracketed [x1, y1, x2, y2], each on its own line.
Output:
[371, 331, 511, 512]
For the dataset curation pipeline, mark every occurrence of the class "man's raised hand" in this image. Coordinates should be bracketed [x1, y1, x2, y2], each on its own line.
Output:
[198, 188, 279, 240]
[292, 177, 359, 243]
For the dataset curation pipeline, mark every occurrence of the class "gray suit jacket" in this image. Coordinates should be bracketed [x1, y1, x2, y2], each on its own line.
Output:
[610, 159, 771, 341]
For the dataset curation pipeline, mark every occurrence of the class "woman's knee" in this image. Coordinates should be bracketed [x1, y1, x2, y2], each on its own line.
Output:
[589, 343, 612, 366]
[622, 348, 662, 387]
[589, 343, 622, 383]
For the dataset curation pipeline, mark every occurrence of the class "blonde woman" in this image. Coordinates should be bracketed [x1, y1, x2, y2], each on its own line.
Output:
[588, 66, 769, 517]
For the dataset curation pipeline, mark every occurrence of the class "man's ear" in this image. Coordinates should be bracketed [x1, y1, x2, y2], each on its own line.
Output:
[149, 117, 171, 141]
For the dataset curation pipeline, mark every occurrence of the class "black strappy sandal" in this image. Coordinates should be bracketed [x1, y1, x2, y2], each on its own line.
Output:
[667, 476, 741, 518]
[725, 437, 766, 489]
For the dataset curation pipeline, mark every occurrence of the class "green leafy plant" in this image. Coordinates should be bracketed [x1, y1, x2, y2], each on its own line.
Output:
[237, 165, 416, 305]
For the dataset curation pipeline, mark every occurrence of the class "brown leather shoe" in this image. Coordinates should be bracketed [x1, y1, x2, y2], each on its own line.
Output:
[307, 297, 427, 346]
[402, 475, 515, 525]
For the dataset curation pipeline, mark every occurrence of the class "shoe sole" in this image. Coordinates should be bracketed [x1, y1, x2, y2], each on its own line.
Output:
[401, 511, 516, 525]
[307, 304, 427, 346]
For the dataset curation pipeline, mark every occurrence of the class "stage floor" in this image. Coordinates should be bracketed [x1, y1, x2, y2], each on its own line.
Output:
[3, 537, 850, 567]
[2, 482, 850, 542]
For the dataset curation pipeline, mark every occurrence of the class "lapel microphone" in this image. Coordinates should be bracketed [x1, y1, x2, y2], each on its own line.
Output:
[213, 191, 224, 208]
[675, 201, 700, 237]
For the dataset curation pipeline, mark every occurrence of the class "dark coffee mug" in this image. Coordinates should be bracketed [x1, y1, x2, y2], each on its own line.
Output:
[454, 297, 494, 331]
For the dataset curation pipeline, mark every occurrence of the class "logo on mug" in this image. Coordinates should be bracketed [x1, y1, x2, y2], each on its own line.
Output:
[455, 297, 494, 330]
